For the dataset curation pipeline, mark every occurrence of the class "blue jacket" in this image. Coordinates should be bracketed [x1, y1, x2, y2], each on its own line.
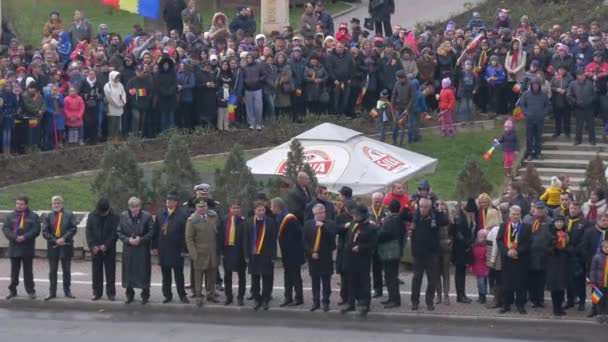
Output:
[410, 79, 427, 114]
[176, 70, 195, 103]
[43, 87, 65, 130]
[498, 130, 519, 152]
[522, 86, 550, 121]
[484, 65, 506, 85]
[0, 90, 19, 129]
[57, 31, 72, 66]
[288, 56, 308, 89]
[571, 43, 593, 66]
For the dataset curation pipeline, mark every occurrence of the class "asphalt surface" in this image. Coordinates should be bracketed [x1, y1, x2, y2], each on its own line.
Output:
[0, 306, 602, 342]
[333, 0, 486, 29]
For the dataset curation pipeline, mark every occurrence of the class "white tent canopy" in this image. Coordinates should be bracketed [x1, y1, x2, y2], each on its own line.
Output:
[246, 123, 438, 196]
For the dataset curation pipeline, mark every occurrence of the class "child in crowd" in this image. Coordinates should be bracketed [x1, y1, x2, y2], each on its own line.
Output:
[63, 86, 85, 145]
[540, 176, 563, 209]
[471, 229, 489, 304]
[590, 240, 608, 323]
[438, 77, 456, 137]
[436, 200, 453, 305]
[376, 89, 396, 144]
[216, 59, 234, 131]
[406, 79, 427, 145]
[497, 118, 519, 177]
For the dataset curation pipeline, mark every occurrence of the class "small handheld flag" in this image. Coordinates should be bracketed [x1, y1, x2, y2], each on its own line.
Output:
[591, 286, 603, 305]
[101, 0, 160, 20]
[483, 139, 501, 160]
[512, 83, 521, 94]
[369, 108, 378, 119]
[513, 106, 524, 121]
[228, 95, 237, 122]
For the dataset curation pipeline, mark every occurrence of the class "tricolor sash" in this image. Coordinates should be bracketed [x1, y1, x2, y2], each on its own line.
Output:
[54, 212, 63, 238]
[278, 213, 297, 240]
[253, 218, 266, 255]
[313, 224, 322, 253]
[532, 219, 541, 233]
[163, 209, 174, 236]
[504, 221, 521, 249]
[567, 216, 580, 233]
[225, 215, 236, 246]
[13, 211, 25, 233]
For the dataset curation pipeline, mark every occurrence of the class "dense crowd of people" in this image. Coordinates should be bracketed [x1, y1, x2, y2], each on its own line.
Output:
[1, 3, 608, 155]
[3, 174, 608, 322]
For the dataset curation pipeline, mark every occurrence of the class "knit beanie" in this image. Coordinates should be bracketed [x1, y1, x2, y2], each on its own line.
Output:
[441, 78, 451, 89]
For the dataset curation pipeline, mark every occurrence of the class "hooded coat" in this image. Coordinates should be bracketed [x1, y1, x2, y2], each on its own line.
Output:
[103, 71, 126, 117]
[209, 13, 231, 42]
[155, 57, 178, 113]
[504, 38, 527, 82]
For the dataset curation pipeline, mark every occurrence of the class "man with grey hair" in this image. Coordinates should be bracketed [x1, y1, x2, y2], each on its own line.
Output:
[271, 197, 305, 307]
[303, 203, 336, 312]
[41, 195, 78, 301]
[368, 191, 387, 298]
[497, 205, 532, 314]
[287, 172, 312, 223]
[117, 197, 154, 304]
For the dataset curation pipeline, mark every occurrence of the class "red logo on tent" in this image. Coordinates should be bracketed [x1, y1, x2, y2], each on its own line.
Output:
[362, 146, 408, 173]
[277, 150, 333, 176]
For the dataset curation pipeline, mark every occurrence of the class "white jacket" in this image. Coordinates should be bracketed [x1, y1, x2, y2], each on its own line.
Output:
[103, 71, 126, 117]
[582, 198, 607, 221]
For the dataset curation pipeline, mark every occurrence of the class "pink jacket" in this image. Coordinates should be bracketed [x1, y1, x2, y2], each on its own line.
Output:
[63, 94, 85, 127]
[470, 243, 489, 277]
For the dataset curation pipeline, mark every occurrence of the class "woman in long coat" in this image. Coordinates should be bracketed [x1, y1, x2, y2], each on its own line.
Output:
[274, 52, 293, 114]
[546, 216, 570, 316]
[195, 61, 219, 127]
[117, 197, 154, 303]
[451, 199, 478, 304]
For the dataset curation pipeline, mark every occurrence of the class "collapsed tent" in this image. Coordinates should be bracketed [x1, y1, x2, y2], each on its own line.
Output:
[246, 123, 438, 196]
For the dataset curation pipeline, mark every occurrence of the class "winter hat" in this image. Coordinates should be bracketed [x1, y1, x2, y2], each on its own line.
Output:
[550, 176, 562, 187]
[418, 180, 431, 191]
[445, 21, 456, 32]
[388, 199, 401, 214]
[504, 118, 514, 131]
[25, 77, 36, 88]
[557, 44, 569, 53]
[96, 198, 111, 213]
[472, 12, 481, 19]
[489, 55, 499, 63]
[209, 54, 218, 62]
[239, 51, 248, 59]
[353, 204, 369, 220]
[324, 36, 335, 44]
[255, 33, 266, 41]
[339, 22, 348, 30]
[576, 53, 584, 60]
[520, 15, 529, 22]
[441, 77, 451, 89]
[464, 60, 473, 68]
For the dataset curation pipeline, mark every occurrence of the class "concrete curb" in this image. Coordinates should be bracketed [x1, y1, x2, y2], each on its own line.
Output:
[330, 1, 361, 20]
[0, 297, 595, 326]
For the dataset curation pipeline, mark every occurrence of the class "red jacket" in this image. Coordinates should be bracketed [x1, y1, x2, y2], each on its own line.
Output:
[383, 192, 411, 210]
[438, 87, 456, 111]
[584, 61, 608, 79]
[336, 30, 352, 44]
[63, 94, 85, 127]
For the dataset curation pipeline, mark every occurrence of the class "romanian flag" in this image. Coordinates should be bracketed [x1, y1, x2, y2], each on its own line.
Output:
[513, 106, 524, 121]
[483, 139, 501, 160]
[356, 76, 370, 109]
[369, 108, 379, 119]
[591, 286, 603, 305]
[101, 0, 160, 20]
[228, 95, 237, 123]
[137, 88, 147, 97]
[512, 83, 522, 94]
[29, 119, 39, 128]
[467, 33, 484, 52]
[556, 230, 568, 250]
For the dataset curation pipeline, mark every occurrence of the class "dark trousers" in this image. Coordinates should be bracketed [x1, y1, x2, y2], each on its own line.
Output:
[574, 107, 596, 144]
[553, 106, 571, 136]
[566, 271, 587, 304]
[251, 272, 274, 303]
[311, 273, 332, 305]
[333, 84, 351, 116]
[551, 290, 565, 312]
[411, 254, 439, 306]
[126, 286, 150, 300]
[91, 250, 116, 297]
[291, 93, 306, 122]
[224, 263, 246, 300]
[9, 256, 35, 294]
[48, 254, 71, 295]
[346, 271, 371, 308]
[503, 288, 527, 309]
[283, 263, 303, 302]
[526, 118, 544, 158]
[340, 272, 349, 302]
[374, 18, 393, 37]
[489, 269, 503, 306]
[372, 251, 383, 294]
[177, 102, 194, 129]
[383, 260, 400, 304]
[161, 259, 187, 300]
[528, 269, 546, 304]
[84, 106, 99, 144]
[454, 264, 468, 297]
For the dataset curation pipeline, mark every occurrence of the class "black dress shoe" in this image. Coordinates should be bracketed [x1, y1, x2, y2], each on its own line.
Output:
[107, 295, 116, 301]
[380, 299, 391, 305]
[578, 302, 586, 311]
[340, 305, 355, 314]
[337, 300, 347, 305]
[247, 295, 255, 300]
[587, 310, 598, 318]
[237, 298, 244, 306]
[322, 303, 330, 312]
[180, 297, 190, 304]
[563, 302, 574, 309]
[189, 293, 197, 298]
[517, 307, 527, 314]
[373, 292, 383, 298]
[358, 309, 369, 317]
[427, 304, 435, 311]
[310, 303, 320, 312]
[163, 298, 173, 304]
[196, 298, 204, 307]
[288, 300, 303, 307]
[141, 298, 149, 305]
[125, 297, 134, 304]
[5, 292, 17, 300]
[262, 301, 270, 311]
[279, 300, 293, 307]
[224, 298, 233, 306]
[253, 302, 262, 311]
[207, 296, 219, 303]
[384, 302, 400, 309]
[498, 307, 511, 314]
[44, 295, 56, 301]
[411, 303, 419, 311]
[92, 295, 102, 301]
[28, 293, 36, 300]
[64, 292, 76, 299]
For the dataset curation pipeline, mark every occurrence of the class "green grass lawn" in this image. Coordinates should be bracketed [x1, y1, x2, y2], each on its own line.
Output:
[0, 122, 522, 211]
[406, 122, 525, 200]
[0, 150, 260, 211]
[5, 0, 352, 45]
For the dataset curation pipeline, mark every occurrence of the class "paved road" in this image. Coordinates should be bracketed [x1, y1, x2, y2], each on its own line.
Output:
[334, 0, 485, 29]
[1, 307, 602, 342]
[0, 258, 594, 322]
